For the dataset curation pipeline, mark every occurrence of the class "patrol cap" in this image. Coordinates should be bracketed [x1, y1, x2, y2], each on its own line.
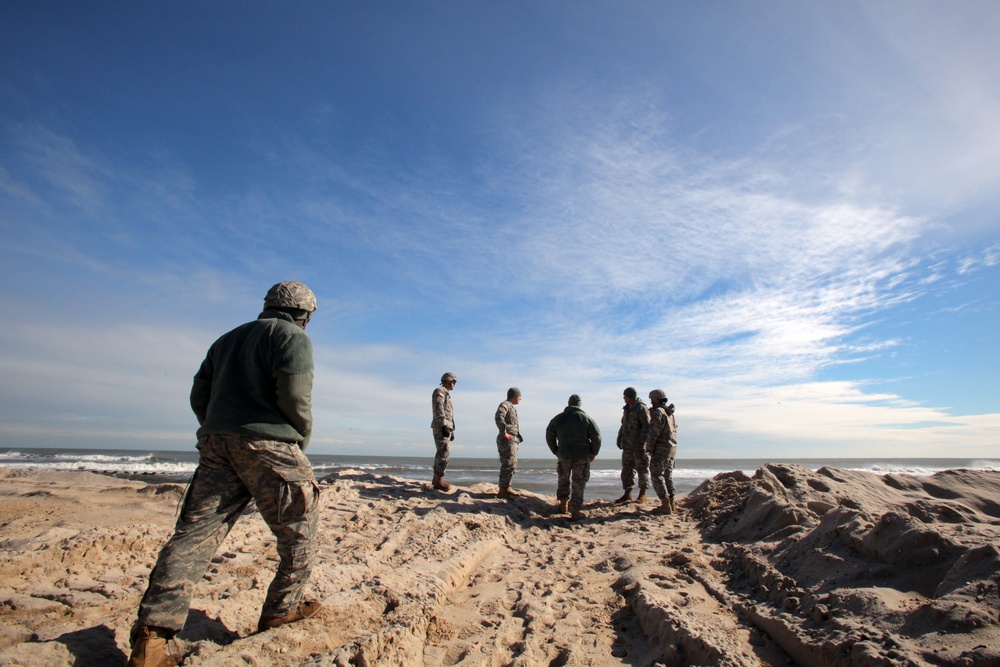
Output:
[568, 394, 581, 406]
[441, 372, 458, 384]
[623, 387, 637, 399]
[507, 387, 521, 399]
[648, 388, 667, 402]
[264, 281, 317, 312]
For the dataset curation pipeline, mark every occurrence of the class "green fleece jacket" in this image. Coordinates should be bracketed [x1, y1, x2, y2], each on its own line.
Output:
[546, 406, 602, 460]
[190, 310, 313, 449]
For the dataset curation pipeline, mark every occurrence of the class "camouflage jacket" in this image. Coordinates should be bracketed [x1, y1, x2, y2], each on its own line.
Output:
[431, 386, 454, 431]
[646, 404, 677, 457]
[617, 399, 650, 450]
[495, 400, 523, 443]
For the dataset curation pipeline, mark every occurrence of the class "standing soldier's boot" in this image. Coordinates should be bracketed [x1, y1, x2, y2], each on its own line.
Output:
[614, 490, 633, 504]
[558, 499, 568, 514]
[497, 486, 510, 499]
[654, 497, 673, 514]
[432, 474, 452, 492]
[668, 496, 676, 514]
[570, 507, 584, 521]
[635, 487, 648, 503]
[258, 600, 324, 632]
[127, 627, 178, 667]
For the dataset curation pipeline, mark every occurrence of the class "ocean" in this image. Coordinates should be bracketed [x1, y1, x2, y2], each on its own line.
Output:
[2, 447, 998, 501]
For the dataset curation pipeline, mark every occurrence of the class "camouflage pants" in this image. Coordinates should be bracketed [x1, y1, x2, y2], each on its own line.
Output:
[433, 429, 451, 477]
[649, 444, 676, 500]
[619, 446, 649, 492]
[497, 438, 518, 488]
[556, 457, 591, 513]
[135, 434, 320, 634]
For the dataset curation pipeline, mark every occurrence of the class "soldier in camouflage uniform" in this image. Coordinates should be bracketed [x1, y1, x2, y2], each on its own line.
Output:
[546, 394, 602, 521]
[615, 387, 651, 505]
[127, 282, 322, 667]
[645, 388, 678, 515]
[430, 372, 457, 491]
[495, 387, 523, 499]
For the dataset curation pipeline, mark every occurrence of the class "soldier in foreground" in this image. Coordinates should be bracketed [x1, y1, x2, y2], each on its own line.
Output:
[495, 387, 523, 499]
[431, 372, 458, 491]
[546, 394, 602, 521]
[615, 386, 651, 505]
[646, 388, 678, 514]
[127, 282, 322, 667]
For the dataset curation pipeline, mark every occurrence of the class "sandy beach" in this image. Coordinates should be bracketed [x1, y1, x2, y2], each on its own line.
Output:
[1, 464, 998, 666]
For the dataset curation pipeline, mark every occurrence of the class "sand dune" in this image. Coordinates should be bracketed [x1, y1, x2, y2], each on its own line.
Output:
[0, 464, 997, 666]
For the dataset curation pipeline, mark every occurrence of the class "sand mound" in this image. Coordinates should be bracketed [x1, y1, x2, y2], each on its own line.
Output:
[1, 464, 997, 666]
[686, 464, 1000, 666]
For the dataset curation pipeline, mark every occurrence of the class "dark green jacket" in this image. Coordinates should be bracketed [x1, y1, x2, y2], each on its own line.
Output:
[546, 406, 601, 460]
[190, 310, 314, 449]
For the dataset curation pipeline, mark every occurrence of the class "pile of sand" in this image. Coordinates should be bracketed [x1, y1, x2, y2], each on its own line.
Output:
[684, 464, 1000, 667]
[0, 464, 997, 666]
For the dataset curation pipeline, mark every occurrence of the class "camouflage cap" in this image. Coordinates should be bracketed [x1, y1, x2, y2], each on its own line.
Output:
[264, 281, 317, 312]
[441, 372, 458, 384]
[648, 388, 667, 402]
[507, 387, 521, 399]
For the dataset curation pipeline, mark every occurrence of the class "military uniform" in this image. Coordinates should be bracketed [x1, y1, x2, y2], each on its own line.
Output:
[546, 396, 601, 515]
[617, 397, 651, 494]
[647, 403, 678, 503]
[130, 282, 321, 664]
[136, 434, 318, 632]
[495, 398, 523, 489]
[431, 383, 455, 478]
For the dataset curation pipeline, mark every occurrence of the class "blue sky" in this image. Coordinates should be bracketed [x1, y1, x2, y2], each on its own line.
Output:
[1, 1, 998, 460]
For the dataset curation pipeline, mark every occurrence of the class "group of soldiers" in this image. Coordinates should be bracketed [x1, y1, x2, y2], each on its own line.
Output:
[615, 386, 679, 514]
[125, 281, 678, 667]
[430, 375, 678, 522]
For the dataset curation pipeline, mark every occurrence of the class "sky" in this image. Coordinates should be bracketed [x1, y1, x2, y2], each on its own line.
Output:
[1, 1, 998, 460]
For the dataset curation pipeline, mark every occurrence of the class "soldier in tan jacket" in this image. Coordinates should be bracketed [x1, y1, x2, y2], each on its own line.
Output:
[431, 372, 457, 491]
[495, 387, 523, 498]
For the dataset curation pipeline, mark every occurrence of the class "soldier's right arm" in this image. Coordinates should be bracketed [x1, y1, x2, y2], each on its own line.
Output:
[589, 418, 602, 456]
[276, 371, 313, 448]
[271, 327, 315, 448]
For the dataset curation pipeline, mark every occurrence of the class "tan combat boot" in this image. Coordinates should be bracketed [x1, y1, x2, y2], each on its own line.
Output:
[432, 474, 452, 492]
[257, 599, 323, 633]
[127, 627, 178, 667]
[614, 490, 633, 504]
[635, 487, 648, 504]
[654, 497, 673, 515]
[558, 499, 568, 514]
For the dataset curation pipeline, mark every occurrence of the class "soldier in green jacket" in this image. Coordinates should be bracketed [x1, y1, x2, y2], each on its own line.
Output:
[128, 282, 322, 667]
[546, 394, 602, 521]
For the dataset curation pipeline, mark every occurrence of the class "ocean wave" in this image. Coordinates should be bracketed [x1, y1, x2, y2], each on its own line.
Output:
[0, 458, 196, 475]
